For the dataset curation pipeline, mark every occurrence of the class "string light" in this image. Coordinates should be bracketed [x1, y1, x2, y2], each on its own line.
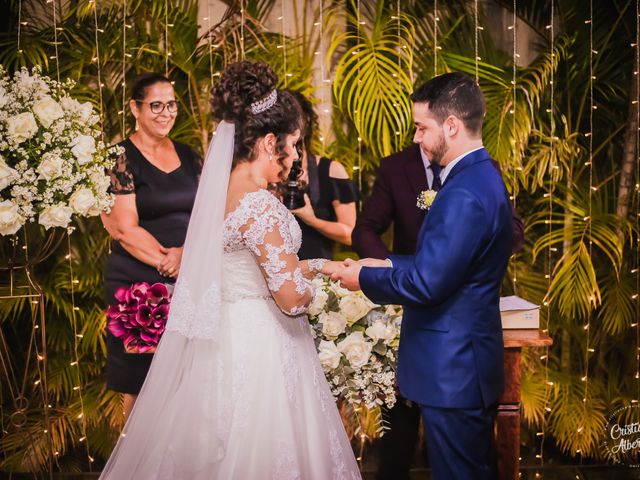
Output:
[17, 0, 23, 58]
[50, 0, 60, 82]
[318, 0, 328, 150]
[539, 2, 556, 475]
[581, 3, 595, 458]
[92, 0, 104, 132]
[396, 0, 401, 78]
[433, 0, 438, 76]
[1, 230, 54, 467]
[635, 0, 640, 406]
[355, 0, 362, 195]
[474, 0, 480, 82]
[280, 0, 288, 87]
[395, 0, 403, 153]
[240, 0, 245, 60]
[207, 1, 213, 86]
[66, 231, 92, 469]
[511, 0, 518, 293]
[121, 0, 128, 137]
[164, 0, 169, 76]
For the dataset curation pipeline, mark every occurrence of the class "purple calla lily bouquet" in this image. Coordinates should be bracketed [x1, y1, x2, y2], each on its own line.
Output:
[106, 282, 173, 354]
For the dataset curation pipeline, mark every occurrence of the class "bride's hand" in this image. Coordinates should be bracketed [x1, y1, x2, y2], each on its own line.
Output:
[357, 258, 392, 268]
[320, 260, 345, 278]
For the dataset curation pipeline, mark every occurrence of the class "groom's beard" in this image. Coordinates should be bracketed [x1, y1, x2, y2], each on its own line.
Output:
[425, 131, 447, 166]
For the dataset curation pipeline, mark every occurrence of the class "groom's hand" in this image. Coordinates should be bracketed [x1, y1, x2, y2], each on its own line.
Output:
[331, 258, 362, 291]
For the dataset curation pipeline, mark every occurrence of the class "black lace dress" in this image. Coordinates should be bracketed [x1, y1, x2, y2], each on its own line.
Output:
[104, 138, 200, 394]
[296, 155, 358, 260]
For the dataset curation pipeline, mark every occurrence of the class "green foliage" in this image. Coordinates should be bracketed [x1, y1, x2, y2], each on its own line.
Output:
[329, 0, 415, 161]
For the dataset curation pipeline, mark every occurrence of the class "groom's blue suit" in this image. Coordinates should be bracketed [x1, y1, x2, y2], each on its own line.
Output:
[359, 148, 513, 479]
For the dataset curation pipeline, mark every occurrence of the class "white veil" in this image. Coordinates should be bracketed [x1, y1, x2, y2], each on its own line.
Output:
[166, 119, 236, 338]
[100, 121, 236, 479]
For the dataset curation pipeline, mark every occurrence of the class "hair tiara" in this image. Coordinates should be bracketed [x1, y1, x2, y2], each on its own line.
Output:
[250, 89, 278, 115]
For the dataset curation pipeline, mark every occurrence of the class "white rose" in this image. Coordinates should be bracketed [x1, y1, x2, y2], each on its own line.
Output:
[15, 70, 48, 96]
[319, 311, 348, 339]
[318, 340, 342, 371]
[36, 152, 64, 180]
[308, 288, 329, 316]
[70, 135, 96, 165]
[7, 112, 38, 144]
[329, 282, 351, 298]
[88, 167, 111, 192]
[0, 200, 23, 235]
[339, 294, 374, 326]
[337, 331, 373, 369]
[78, 102, 95, 124]
[310, 276, 325, 290]
[365, 320, 399, 345]
[69, 187, 98, 215]
[32, 96, 64, 128]
[0, 157, 18, 190]
[38, 203, 73, 230]
[59, 96, 78, 114]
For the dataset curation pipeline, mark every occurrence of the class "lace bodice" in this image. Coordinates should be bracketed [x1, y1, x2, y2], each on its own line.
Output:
[223, 189, 313, 316]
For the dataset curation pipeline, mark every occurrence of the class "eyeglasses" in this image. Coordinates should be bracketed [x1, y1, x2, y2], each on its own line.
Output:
[136, 100, 179, 114]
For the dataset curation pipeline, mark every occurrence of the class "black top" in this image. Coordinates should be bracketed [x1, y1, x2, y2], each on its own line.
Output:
[106, 138, 201, 262]
[296, 156, 358, 260]
[103, 138, 200, 394]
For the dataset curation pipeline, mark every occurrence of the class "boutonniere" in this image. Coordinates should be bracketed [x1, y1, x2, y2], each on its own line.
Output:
[416, 189, 438, 210]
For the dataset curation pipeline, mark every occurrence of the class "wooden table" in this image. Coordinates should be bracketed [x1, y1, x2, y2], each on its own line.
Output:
[496, 329, 553, 480]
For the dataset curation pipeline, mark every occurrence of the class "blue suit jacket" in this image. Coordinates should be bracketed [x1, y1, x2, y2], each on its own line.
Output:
[359, 148, 513, 409]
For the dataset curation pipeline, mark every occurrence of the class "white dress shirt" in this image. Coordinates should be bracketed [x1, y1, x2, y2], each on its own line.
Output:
[439, 146, 485, 185]
[419, 148, 437, 189]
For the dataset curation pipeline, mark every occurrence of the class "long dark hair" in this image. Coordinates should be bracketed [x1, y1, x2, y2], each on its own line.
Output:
[211, 61, 302, 182]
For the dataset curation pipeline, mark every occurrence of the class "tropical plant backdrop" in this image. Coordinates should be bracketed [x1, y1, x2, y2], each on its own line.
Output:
[0, 0, 637, 473]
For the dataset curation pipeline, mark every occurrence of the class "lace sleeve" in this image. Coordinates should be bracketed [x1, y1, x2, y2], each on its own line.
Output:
[107, 151, 135, 195]
[240, 198, 313, 316]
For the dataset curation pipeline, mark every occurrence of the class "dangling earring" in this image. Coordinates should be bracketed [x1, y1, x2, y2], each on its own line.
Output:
[268, 152, 273, 162]
[135, 119, 139, 131]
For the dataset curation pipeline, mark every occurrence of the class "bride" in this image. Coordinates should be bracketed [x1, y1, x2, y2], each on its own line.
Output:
[99, 61, 362, 479]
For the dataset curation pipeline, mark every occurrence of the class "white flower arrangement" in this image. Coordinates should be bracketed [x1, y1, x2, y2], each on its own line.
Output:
[0, 66, 117, 235]
[308, 277, 402, 430]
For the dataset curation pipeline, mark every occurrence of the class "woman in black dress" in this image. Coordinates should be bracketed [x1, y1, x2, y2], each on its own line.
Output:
[101, 73, 200, 419]
[288, 91, 358, 260]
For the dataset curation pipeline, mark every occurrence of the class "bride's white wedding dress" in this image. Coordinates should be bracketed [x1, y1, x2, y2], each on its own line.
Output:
[100, 188, 361, 479]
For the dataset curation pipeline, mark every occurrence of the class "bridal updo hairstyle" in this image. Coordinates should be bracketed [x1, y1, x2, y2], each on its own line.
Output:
[211, 61, 301, 182]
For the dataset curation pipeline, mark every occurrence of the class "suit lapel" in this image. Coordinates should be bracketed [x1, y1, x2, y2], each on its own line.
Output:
[416, 148, 491, 246]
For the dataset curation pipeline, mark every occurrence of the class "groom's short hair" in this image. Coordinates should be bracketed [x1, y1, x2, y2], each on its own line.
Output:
[410, 72, 485, 137]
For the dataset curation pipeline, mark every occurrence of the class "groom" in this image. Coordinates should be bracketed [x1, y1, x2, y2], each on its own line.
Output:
[333, 72, 513, 480]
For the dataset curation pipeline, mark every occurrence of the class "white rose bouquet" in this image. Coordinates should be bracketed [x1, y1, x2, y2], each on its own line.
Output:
[308, 276, 403, 434]
[0, 66, 116, 235]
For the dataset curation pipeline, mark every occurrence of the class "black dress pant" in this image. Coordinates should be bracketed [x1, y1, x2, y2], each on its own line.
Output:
[376, 397, 422, 480]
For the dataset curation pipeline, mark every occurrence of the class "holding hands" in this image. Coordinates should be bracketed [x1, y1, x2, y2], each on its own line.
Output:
[331, 257, 391, 291]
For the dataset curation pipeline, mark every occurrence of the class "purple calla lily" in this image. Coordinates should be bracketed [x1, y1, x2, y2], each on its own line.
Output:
[106, 282, 172, 354]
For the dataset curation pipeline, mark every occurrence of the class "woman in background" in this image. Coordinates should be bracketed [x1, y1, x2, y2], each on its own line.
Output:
[289, 91, 358, 260]
[101, 73, 200, 420]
